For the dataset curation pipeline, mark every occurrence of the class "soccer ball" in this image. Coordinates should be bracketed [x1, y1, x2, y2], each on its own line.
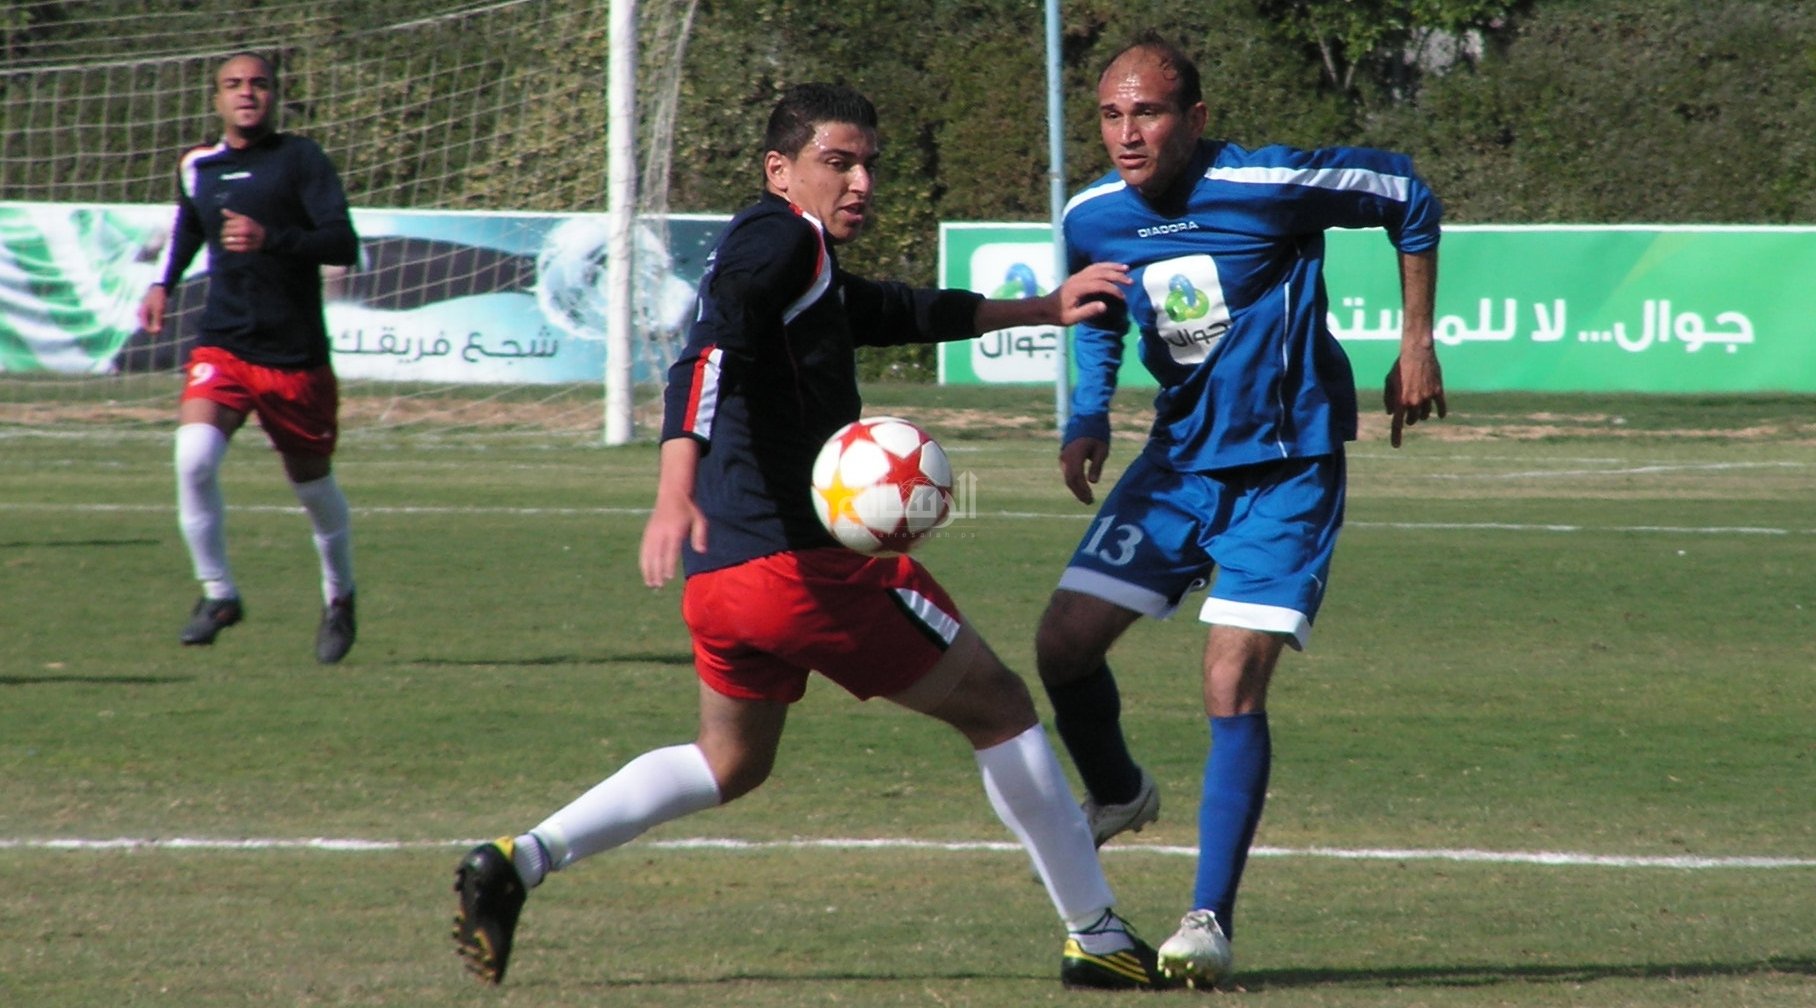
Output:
[811, 417, 954, 555]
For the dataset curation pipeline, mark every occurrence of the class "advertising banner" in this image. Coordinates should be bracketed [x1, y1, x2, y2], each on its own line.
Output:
[0, 202, 727, 383]
[937, 223, 1136, 389]
[939, 222, 1816, 393]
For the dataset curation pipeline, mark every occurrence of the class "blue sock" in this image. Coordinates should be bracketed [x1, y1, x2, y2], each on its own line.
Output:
[1192, 711, 1271, 938]
[1044, 663, 1142, 804]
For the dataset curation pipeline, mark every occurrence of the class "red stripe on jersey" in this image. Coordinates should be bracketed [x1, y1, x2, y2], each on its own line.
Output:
[681, 344, 722, 438]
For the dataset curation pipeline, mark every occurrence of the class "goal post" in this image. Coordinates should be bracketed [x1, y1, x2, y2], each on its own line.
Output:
[606, 0, 637, 446]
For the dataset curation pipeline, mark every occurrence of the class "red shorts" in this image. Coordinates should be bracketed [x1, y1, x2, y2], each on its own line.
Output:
[682, 547, 965, 703]
[182, 346, 339, 457]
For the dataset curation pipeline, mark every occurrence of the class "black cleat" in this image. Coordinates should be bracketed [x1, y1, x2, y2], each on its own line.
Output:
[1060, 914, 1181, 991]
[179, 596, 243, 645]
[315, 593, 356, 664]
[453, 838, 527, 984]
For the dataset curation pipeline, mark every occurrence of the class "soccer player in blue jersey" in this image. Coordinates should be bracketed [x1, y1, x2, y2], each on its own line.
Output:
[452, 83, 1177, 992]
[137, 52, 361, 664]
[1034, 33, 1448, 988]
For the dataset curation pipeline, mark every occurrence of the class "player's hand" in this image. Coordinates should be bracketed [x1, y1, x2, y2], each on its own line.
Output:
[1059, 437, 1109, 505]
[220, 209, 267, 253]
[137, 285, 168, 333]
[639, 493, 707, 588]
[1383, 351, 1447, 448]
[1052, 262, 1130, 325]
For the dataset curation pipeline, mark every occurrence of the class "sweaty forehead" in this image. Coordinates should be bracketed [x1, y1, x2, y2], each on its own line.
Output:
[805, 121, 877, 156]
[1099, 52, 1175, 104]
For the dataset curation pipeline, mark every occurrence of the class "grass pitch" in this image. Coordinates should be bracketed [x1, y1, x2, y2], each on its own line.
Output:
[2, 387, 1812, 1006]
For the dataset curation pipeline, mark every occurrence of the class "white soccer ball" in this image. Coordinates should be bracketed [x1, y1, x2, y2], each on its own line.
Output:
[810, 416, 954, 555]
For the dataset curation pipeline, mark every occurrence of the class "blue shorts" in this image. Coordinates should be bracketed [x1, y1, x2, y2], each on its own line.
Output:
[1057, 451, 1345, 650]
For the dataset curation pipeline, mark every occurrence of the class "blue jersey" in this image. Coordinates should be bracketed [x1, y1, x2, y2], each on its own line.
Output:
[661, 192, 983, 575]
[1062, 139, 1441, 472]
[156, 132, 358, 368]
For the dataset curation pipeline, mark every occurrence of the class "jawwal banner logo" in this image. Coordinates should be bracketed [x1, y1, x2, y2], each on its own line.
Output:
[939, 222, 1816, 393]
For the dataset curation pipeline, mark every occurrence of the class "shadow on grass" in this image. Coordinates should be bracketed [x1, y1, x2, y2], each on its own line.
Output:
[1245, 955, 1816, 990]
[523, 956, 1816, 992]
[0, 674, 194, 686]
[408, 651, 694, 668]
[0, 537, 161, 548]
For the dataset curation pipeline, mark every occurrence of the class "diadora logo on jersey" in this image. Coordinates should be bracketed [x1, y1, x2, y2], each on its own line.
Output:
[1137, 220, 1199, 238]
[1142, 254, 1229, 365]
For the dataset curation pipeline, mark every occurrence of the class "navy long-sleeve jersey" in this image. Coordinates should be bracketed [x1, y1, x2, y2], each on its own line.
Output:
[661, 192, 984, 575]
[154, 132, 358, 368]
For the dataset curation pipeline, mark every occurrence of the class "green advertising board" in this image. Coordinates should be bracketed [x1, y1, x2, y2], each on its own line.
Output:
[939, 223, 1816, 393]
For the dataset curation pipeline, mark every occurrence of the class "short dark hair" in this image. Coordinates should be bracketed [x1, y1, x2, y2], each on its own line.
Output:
[1102, 31, 1202, 110]
[217, 50, 278, 89]
[763, 83, 878, 159]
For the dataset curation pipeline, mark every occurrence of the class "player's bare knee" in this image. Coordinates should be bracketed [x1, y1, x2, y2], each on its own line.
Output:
[911, 651, 1037, 746]
[284, 453, 332, 484]
[698, 744, 773, 802]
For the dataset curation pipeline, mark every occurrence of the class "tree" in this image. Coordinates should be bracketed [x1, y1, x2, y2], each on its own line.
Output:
[1255, 0, 1528, 101]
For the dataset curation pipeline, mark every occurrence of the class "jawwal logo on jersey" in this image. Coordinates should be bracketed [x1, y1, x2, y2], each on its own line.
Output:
[1143, 254, 1230, 365]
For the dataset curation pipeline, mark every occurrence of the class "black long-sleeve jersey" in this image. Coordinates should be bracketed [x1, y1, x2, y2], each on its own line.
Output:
[661, 192, 983, 576]
[154, 132, 358, 368]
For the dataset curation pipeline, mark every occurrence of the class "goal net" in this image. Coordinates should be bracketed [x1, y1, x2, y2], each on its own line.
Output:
[0, 0, 705, 442]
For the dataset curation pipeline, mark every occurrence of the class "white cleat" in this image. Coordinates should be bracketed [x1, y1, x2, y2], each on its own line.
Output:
[1157, 909, 1234, 989]
[1082, 768, 1160, 847]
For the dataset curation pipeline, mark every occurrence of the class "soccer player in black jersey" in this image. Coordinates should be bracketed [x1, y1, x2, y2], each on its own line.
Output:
[137, 52, 361, 663]
[454, 83, 1180, 993]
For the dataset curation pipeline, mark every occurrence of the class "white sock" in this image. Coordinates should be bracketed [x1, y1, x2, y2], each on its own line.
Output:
[509, 833, 552, 889]
[974, 724, 1117, 931]
[529, 743, 721, 872]
[175, 423, 235, 599]
[292, 473, 354, 604]
[1068, 907, 1136, 954]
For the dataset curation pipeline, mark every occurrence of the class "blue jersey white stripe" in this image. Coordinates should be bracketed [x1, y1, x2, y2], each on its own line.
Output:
[1064, 178, 1127, 217]
[1061, 138, 1442, 472]
[1204, 164, 1413, 201]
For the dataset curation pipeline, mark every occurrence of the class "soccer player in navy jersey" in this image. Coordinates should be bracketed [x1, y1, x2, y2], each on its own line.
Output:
[137, 52, 361, 664]
[1034, 32, 1448, 987]
[453, 83, 1177, 992]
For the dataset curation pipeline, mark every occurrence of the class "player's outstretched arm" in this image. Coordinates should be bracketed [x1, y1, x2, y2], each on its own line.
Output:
[971, 262, 1130, 333]
[1383, 249, 1446, 448]
[639, 437, 708, 588]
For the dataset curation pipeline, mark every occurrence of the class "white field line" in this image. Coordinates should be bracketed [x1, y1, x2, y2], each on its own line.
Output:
[1, 835, 1811, 870]
[1423, 460, 1807, 480]
[0, 500, 1810, 536]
